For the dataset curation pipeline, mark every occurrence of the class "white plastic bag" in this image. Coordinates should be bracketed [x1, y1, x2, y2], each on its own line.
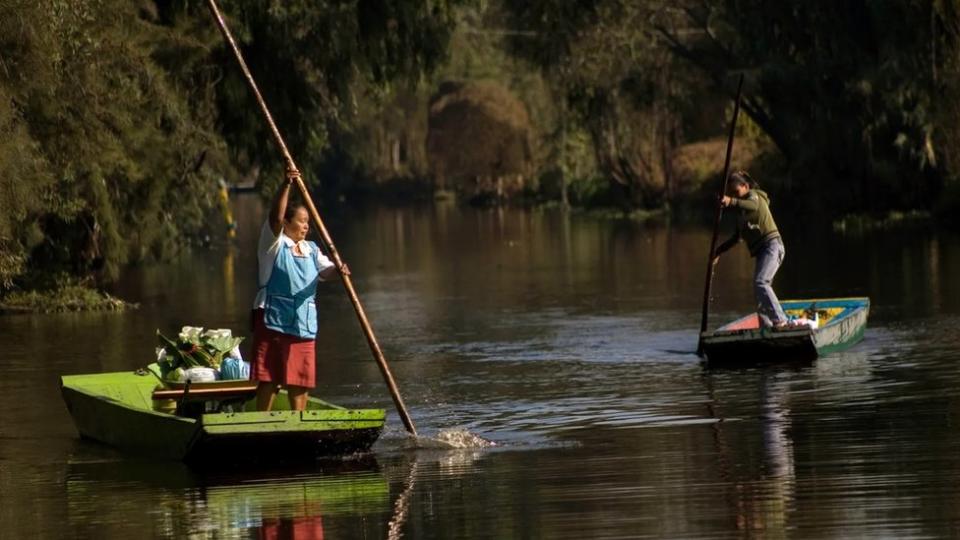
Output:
[183, 367, 218, 383]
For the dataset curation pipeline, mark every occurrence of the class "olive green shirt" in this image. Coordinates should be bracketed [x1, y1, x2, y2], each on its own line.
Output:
[717, 189, 781, 257]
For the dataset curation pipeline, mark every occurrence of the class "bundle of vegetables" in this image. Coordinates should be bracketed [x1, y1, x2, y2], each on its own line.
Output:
[156, 326, 244, 382]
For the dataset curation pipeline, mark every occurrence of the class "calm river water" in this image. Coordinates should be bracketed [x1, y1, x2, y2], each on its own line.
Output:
[2, 196, 960, 539]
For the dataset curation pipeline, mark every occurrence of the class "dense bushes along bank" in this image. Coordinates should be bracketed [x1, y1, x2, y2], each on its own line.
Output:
[0, 0, 459, 298]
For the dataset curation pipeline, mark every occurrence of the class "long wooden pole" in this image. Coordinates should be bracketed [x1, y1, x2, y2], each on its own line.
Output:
[697, 74, 745, 357]
[205, 0, 417, 436]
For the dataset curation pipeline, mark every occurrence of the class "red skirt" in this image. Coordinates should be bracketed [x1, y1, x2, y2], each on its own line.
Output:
[251, 308, 316, 388]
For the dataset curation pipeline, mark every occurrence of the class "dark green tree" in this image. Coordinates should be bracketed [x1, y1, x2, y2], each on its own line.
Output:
[0, 0, 464, 293]
[501, 0, 697, 209]
[171, 0, 462, 197]
[0, 0, 225, 285]
[656, 0, 960, 213]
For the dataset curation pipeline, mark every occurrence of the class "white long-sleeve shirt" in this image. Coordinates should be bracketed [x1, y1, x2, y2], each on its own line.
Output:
[252, 221, 335, 309]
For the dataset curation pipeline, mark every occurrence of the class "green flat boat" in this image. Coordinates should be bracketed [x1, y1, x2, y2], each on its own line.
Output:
[61, 365, 386, 463]
[701, 297, 870, 367]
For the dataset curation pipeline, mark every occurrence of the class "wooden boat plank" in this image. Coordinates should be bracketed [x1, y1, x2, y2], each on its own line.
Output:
[203, 420, 385, 435]
[163, 379, 259, 391]
[152, 386, 258, 401]
[301, 409, 386, 421]
[202, 409, 385, 431]
[188, 427, 383, 464]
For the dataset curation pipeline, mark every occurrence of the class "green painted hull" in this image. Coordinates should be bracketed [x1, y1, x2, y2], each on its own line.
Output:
[61, 368, 386, 463]
[702, 297, 870, 367]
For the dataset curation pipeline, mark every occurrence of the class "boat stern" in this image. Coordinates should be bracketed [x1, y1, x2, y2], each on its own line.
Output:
[701, 327, 817, 367]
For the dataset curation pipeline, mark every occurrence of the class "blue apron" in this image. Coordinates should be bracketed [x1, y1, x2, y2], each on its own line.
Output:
[262, 240, 320, 339]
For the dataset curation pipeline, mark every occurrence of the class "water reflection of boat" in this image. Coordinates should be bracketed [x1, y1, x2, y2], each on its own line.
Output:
[704, 372, 796, 535]
[61, 366, 385, 462]
[66, 457, 389, 538]
[701, 297, 870, 366]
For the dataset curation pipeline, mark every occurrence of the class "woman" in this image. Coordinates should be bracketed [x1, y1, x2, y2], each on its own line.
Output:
[251, 172, 347, 411]
[713, 171, 789, 328]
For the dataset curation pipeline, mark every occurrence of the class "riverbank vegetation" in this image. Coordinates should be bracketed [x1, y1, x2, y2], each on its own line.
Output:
[2, 0, 960, 303]
[0, 273, 134, 313]
[0, 285, 133, 313]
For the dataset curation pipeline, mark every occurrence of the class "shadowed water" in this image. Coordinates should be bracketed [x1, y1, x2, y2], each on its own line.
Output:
[2, 198, 959, 538]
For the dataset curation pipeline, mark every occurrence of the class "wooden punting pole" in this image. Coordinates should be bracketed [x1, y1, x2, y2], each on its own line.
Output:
[698, 74, 744, 357]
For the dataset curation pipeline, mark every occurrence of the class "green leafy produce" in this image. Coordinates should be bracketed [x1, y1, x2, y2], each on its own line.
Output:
[156, 327, 244, 374]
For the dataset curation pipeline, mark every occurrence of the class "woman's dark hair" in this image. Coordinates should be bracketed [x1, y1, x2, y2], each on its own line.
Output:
[729, 170, 759, 189]
[283, 203, 307, 222]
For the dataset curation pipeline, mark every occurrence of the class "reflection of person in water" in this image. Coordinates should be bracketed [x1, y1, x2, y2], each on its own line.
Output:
[760, 375, 795, 482]
[706, 372, 795, 534]
[258, 513, 324, 540]
[735, 374, 795, 533]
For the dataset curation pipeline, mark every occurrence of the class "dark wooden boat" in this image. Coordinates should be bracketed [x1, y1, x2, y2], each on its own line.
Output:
[61, 365, 385, 463]
[701, 297, 870, 367]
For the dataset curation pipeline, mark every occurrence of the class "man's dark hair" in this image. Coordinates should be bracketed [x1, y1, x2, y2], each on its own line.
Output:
[729, 170, 758, 188]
